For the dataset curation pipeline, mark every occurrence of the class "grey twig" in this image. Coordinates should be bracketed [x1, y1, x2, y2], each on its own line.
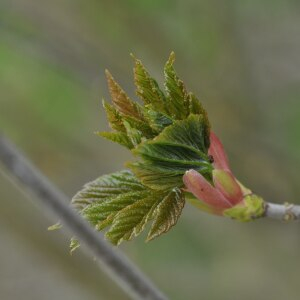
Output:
[265, 202, 300, 221]
[0, 134, 167, 300]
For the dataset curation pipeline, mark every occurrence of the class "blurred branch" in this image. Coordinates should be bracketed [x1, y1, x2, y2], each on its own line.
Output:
[0, 134, 167, 300]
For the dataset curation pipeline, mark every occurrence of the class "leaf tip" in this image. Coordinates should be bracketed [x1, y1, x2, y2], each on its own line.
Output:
[48, 222, 62, 231]
[101, 98, 107, 107]
[105, 69, 113, 84]
[130, 52, 136, 59]
[167, 51, 176, 65]
[145, 233, 156, 243]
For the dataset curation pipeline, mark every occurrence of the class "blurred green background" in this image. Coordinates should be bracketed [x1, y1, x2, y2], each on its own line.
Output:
[1, 0, 300, 299]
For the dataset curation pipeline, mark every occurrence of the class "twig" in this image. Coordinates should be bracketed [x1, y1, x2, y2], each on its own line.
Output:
[265, 202, 300, 221]
[0, 134, 167, 300]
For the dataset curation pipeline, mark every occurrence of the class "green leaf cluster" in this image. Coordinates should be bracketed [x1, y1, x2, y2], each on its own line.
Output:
[69, 53, 212, 246]
[100, 52, 210, 150]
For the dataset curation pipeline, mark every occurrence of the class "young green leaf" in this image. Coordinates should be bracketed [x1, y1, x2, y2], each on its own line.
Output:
[133, 55, 167, 112]
[71, 170, 185, 245]
[129, 114, 212, 190]
[122, 114, 156, 139]
[83, 190, 149, 227]
[144, 109, 173, 133]
[154, 114, 210, 153]
[72, 170, 144, 210]
[164, 52, 189, 119]
[105, 195, 160, 245]
[147, 188, 185, 241]
[188, 93, 210, 148]
[123, 121, 143, 147]
[105, 70, 144, 120]
[102, 100, 126, 132]
[97, 131, 134, 149]
[128, 162, 186, 191]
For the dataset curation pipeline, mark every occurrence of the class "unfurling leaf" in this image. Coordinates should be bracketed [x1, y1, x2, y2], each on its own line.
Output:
[105, 195, 160, 245]
[147, 188, 185, 241]
[123, 121, 143, 147]
[133, 55, 167, 112]
[72, 170, 144, 210]
[97, 131, 134, 149]
[122, 114, 156, 139]
[154, 113, 210, 153]
[164, 52, 189, 119]
[129, 114, 212, 190]
[144, 109, 173, 133]
[102, 100, 126, 132]
[71, 170, 185, 245]
[83, 191, 148, 226]
[105, 70, 143, 120]
[188, 93, 210, 147]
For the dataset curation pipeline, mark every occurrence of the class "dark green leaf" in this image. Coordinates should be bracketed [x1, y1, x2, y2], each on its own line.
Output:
[144, 109, 173, 132]
[188, 93, 210, 149]
[129, 114, 212, 190]
[154, 114, 210, 153]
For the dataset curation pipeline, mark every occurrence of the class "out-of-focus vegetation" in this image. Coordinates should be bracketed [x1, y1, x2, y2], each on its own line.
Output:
[1, 0, 300, 299]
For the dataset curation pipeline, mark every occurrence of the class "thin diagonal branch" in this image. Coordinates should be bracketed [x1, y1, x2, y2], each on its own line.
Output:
[0, 134, 167, 300]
